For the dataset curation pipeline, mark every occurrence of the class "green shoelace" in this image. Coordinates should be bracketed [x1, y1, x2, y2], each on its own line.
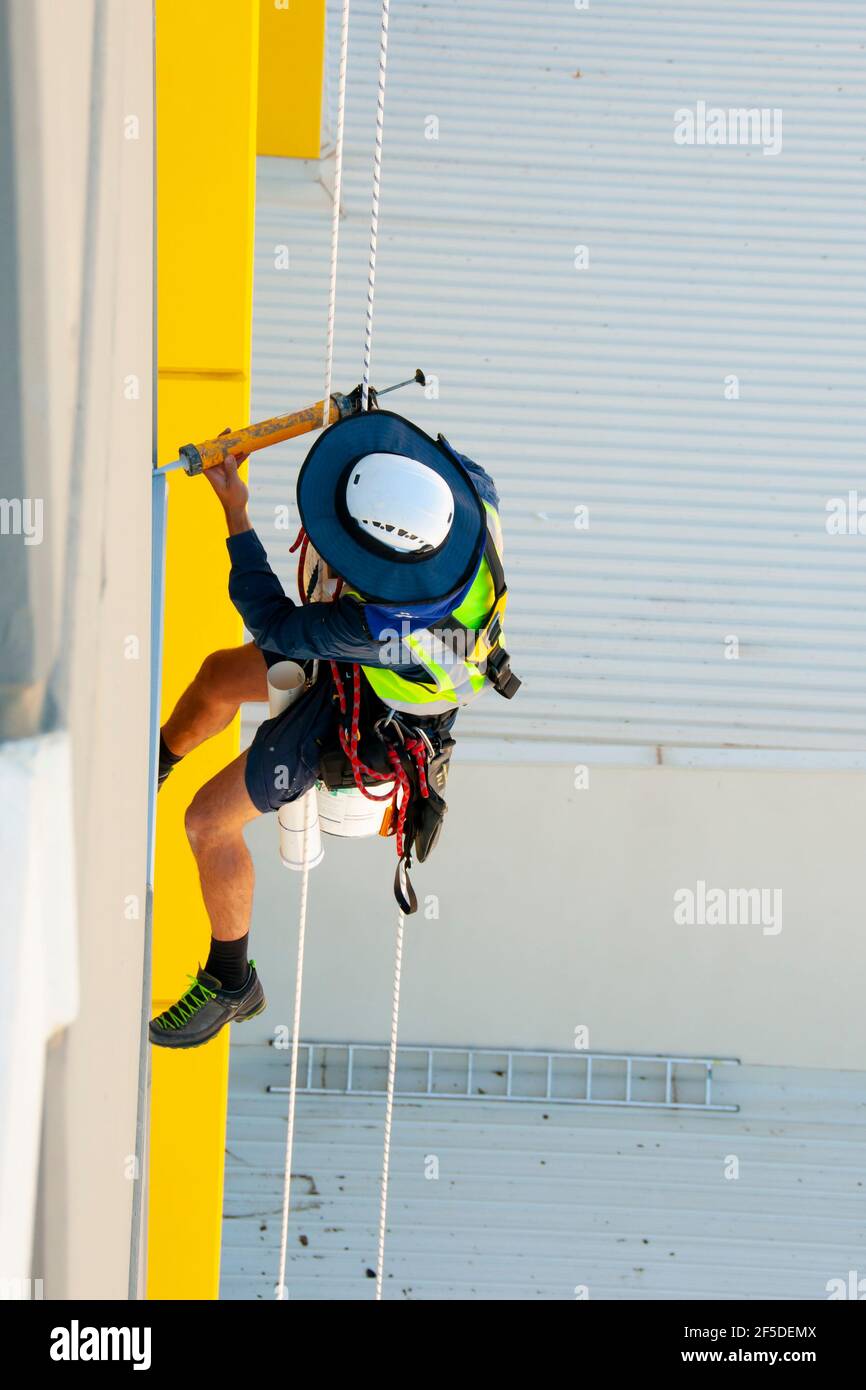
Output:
[156, 975, 217, 1032]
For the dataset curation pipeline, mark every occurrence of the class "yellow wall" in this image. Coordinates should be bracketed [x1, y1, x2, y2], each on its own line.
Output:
[149, 0, 259, 1300]
[150, 0, 327, 1303]
[257, 0, 326, 158]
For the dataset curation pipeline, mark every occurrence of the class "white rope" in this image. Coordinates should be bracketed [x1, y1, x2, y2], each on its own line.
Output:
[322, 0, 352, 428]
[278, 0, 400, 1301]
[277, 0, 353, 1299]
[361, 0, 391, 412]
[375, 908, 405, 1300]
[275, 849, 311, 1300]
[354, 0, 401, 1302]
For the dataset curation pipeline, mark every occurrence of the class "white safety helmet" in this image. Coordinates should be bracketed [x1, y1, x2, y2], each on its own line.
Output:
[344, 452, 455, 554]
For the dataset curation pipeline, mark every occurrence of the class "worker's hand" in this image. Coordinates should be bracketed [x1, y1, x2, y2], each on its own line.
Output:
[204, 428, 250, 528]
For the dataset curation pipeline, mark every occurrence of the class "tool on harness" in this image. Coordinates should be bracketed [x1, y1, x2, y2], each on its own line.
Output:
[406, 735, 453, 859]
[374, 711, 453, 868]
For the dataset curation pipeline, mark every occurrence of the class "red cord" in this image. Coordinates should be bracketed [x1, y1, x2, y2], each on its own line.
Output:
[289, 524, 309, 604]
[328, 660, 429, 859]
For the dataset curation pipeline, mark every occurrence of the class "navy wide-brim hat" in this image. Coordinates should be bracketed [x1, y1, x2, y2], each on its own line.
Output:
[296, 410, 487, 604]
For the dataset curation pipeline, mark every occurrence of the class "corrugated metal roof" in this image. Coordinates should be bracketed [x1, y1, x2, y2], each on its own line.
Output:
[220, 1044, 866, 1300]
[247, 0, 866, 760]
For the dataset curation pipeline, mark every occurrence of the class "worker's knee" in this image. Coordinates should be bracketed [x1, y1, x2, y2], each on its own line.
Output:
[196, 648, 237, 700]
[185, 789, 223, 852]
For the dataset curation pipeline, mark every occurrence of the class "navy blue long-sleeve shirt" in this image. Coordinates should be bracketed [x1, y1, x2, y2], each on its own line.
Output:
[226, 452, 499, 670]
[228, 529, 393, 664]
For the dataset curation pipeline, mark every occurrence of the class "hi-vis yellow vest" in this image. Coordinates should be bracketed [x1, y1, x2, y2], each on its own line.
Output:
[344, 505, 519, 716]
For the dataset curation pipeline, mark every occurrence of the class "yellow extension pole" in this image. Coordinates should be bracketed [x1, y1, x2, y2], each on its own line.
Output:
[147, 0, 325, 1301]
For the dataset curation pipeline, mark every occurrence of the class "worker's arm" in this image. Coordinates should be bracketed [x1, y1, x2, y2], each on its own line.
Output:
[205, 449, 411, 666]
[226, 528, 399, 664]
[202, 442, 254, 536]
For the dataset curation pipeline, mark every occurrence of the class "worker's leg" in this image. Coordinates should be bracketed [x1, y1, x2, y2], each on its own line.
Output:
[149, 750, 266, 1049]
[184, 749, 261, 940]
[162, 643, 269, 759]
[150, 671, 345, 1049]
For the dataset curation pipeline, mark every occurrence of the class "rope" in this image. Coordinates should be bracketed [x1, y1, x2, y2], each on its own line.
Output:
[277, 0, 351, 1281]
[275, 847, 311, 1300]
[325, 664, 422, 1296]
[361, 0, 392, 411]
[279, 0, 400, 1300]
[322, 0, 352, 428]
[324, 672, 420, 1299]
[349, 8, 406, 1278]
[275, 527, 317, 1299]
[375, 908, 405, 1300]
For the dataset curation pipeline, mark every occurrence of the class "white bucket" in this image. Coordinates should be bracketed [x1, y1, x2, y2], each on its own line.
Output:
[277, 789, 324, 871]
[316, 782, 395, 838]
[266, 660, 324, 872]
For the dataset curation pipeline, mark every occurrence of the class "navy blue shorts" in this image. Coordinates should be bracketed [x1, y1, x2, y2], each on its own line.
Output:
[247, 648, 459, 816]
[244, 654, 389, 815]
[244, 669, 332, 814]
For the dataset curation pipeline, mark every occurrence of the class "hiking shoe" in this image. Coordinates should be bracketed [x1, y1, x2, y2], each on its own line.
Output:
[149, 963, 265, 1049]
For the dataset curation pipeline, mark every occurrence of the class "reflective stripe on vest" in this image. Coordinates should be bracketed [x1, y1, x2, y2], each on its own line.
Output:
[346, 503, 505, 715]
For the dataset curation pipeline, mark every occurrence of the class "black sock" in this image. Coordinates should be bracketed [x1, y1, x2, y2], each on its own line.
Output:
[158, 732, 184, 786]
[205, 934, 250, 991]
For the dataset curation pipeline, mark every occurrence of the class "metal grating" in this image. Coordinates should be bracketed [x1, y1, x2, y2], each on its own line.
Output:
[266, 1042, 739, 1112]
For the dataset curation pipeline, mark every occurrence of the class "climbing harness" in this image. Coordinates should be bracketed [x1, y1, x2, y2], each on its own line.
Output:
[325, 658, 448, 916]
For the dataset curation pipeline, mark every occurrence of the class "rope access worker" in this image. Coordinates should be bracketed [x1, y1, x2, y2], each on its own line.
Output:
[149, 410, 520, 1049]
